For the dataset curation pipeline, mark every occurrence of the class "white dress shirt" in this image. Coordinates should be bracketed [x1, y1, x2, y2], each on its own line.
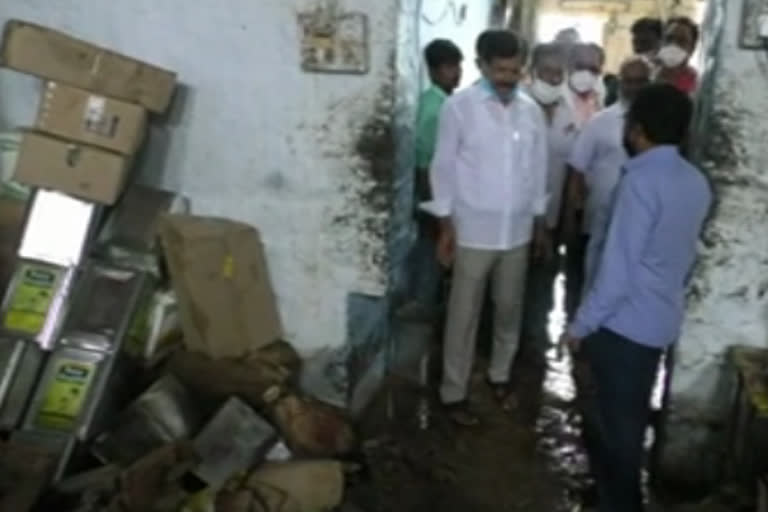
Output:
[543, 98, 579, 229]
[422, 84, 549, 250]
[564, 87, 602, 129]
[567, 102, 628, 236]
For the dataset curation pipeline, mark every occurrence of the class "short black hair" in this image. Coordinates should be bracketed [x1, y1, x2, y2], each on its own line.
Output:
[478, 30, 523, 62]
[631, 17, 663, 38]
[627, 83, 693, 145]
[424, 39, 463, 70]
[666, 16, 700, 45]
[531, 42, 566, 68]
[476, 31, 491, 56]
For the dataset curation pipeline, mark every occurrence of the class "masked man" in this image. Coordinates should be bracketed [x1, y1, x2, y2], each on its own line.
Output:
[521, 42, 578, 354]
[568, 56, 652, 293]
[656, 16, 699, 95]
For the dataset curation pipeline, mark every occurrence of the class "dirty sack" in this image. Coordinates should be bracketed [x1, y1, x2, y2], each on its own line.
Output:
[168, 340, 300, 408]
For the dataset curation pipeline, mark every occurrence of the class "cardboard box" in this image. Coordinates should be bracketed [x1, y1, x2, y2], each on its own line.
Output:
[1, 20, 176, 114]
[36, 82, 147, 155]
[158, 215, 283, 359]
[14, 132, 130, 205]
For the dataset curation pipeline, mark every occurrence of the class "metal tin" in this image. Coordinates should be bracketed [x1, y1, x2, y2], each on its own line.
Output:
[59, 263, 151, 353]
[91, 375, 204, 466]
[124, 289, 181, 366]
[18, 189, 100, 267]
[24, 345, 107, 437]
[193, 397, 276, 486]
[22, 263, 152, 441]
[0, 338, 45, 431]
[0, 259, 76, 350]
[96, 184, 189, 274]
[11, 429, 77, 483]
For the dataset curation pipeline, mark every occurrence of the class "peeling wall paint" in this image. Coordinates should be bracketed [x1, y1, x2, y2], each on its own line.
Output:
[0, 0, 401, 354]
[658, 0, 768, 492]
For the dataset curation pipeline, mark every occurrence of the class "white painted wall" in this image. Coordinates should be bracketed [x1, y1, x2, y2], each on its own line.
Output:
[658, 0, 768, 488]
[0, 0, 400, 352]
[418, 0, 494, 89]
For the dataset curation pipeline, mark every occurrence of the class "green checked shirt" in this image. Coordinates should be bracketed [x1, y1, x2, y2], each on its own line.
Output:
[415, 84, 447, 170]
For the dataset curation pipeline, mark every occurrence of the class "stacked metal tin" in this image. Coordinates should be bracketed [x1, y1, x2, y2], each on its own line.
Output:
[0, 184, 188, 481]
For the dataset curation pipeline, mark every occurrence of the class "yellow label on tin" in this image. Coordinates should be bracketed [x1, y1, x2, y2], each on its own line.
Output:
[36, 358, 96, 431]
[222, 255, 234, 279]
[3, 263, 61, 334]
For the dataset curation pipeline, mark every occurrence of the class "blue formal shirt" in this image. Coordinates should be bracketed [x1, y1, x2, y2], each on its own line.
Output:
[569, 145, 712, 348]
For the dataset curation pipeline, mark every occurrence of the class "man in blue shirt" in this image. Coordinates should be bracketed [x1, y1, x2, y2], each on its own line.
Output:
[560, 84, 712, 512]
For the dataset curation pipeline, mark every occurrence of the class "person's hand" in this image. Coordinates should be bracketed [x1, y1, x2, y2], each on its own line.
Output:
[436, 219, 456, 268]
[532, 220, 553, 263]
[557, 332, 582, 360]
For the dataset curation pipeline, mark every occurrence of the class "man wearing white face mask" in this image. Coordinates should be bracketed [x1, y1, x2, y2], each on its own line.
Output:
[561, 42, 603, 321]
[521, 42, 578, 353]
[565, 43, 604, 128]
[568, 56, 652, 295]
[656, 16, 699, 95]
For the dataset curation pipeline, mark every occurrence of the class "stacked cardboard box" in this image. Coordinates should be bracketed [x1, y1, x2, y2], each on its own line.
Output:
[0, 20, 179, 486]
[1, 20, 177, 205]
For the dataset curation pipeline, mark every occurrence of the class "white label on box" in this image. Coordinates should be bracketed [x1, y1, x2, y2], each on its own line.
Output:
[83, 96, 118, 138]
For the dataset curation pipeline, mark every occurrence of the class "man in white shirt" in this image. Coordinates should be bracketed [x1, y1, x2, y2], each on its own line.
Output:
[564, 43, 604, 128]
[423, 30, 550, 426]
[562, 42, 605, 320]
[522, 42, 579, 354]
[567, 56, 652, 292]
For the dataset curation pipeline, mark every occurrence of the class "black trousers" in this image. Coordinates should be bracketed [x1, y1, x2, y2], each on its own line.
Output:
[582, 328, 663, 512]
[565, 234, 590, 319]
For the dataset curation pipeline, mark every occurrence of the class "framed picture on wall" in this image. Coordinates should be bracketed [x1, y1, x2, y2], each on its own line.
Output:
[298, 10, 370, 75]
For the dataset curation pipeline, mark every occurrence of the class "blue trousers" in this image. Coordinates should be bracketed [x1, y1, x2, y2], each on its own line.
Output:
[582, 328, 662, 512]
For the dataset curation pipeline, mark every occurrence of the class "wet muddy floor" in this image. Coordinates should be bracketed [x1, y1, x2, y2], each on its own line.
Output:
[344, 279, 751, 511]
[346, 358, 748, 511]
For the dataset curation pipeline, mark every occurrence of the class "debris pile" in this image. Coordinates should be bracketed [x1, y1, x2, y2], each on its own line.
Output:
[0, 20, 357, 512]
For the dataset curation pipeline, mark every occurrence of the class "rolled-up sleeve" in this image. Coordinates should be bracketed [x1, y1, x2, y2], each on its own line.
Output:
[420, 100, 460, 218]
[569, 175, 655, 339]
[530, 107, 549, 216]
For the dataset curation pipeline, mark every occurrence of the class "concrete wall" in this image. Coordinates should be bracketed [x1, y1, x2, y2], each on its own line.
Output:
[0, 0, 402, 355]
[419, 0, 494, 88]
[657, 0, 768, 492]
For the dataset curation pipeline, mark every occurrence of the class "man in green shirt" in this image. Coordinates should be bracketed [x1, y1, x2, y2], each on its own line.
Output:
[410, 38, 463, 309]
[415, 39, 463, 199]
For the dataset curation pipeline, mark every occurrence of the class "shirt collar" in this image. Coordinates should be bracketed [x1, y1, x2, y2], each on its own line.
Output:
[477, 79, 520, 104]
[428, 83, 448, 99]
[624, 145, 680, 173]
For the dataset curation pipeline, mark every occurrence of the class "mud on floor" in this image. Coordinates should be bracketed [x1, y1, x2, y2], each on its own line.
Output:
[344, 352, 751, 512]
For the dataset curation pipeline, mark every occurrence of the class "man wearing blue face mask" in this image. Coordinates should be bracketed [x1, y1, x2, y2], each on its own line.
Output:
[421, 29, 550, 426]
